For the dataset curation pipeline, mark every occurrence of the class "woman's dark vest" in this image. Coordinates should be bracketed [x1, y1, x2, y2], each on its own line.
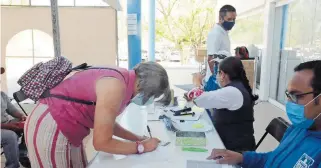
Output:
[213, 81, 256, 152]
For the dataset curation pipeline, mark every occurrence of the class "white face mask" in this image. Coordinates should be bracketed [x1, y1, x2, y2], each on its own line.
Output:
[131, 94, 154, 106]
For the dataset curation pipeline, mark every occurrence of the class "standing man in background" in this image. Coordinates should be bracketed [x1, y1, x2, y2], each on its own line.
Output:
[205, 4, 236, 82]
[193, 5, 237, 87]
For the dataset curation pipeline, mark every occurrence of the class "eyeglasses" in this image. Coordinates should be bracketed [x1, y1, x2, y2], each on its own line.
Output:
[285, 90, 316, 103]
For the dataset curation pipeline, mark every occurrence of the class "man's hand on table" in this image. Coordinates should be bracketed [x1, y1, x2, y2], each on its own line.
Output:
[207, 149, 243, 165]
[142, 138, 161, 153]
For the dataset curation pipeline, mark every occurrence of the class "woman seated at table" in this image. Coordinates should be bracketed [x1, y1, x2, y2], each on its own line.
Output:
[25, 62, 171, 168]
[187, 57, 258, 152]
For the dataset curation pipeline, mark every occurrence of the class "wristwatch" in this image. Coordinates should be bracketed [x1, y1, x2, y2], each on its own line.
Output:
[136, 141, 144, 154]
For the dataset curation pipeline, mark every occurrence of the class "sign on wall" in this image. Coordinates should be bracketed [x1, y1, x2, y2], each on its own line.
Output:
[127, 14, 138, 35]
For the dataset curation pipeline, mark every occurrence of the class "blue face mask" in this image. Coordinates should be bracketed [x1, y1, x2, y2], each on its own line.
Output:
[286, 94, 321, 129]
[222, 21, 235, 31]
[131, 94, 154, 106]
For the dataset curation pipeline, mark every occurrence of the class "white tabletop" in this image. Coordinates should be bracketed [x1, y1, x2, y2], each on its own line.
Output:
[88, 104, 228, 168]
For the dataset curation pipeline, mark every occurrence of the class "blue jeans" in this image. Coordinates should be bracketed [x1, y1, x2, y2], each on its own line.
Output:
[1, 129, 20, 168]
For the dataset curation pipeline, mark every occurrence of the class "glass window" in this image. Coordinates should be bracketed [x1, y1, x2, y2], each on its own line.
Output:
[6, 30, 33, 57]
[273, 0, 319, 104]
[58, 0, 74, 6]
[1, 0, 29, 5]
[6, 58, 33, 96]
[285, 0, 318, 61]
[75, 0, 108, 6]
[5, 29, 54, 95]
[33, 30, 54, 57]
[31, 0, 74, 6]
[34, 57, 53, 64]
[312, 0, 321, 60]
[31, 0, 50, 6]
[229, 12, 264, 89]
[230, 12, 264, 50]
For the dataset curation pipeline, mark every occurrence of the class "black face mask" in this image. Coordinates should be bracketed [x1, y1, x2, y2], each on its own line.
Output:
[222, 20, 235, 31]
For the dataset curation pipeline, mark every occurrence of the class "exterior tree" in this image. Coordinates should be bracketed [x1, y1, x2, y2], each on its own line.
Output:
[155, 0, 216, 64]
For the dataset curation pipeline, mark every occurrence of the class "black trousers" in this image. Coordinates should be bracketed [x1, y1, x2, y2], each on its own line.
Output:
[215, 124, 256, 152]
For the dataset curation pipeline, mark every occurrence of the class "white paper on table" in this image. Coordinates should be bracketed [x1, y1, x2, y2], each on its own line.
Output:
[148, 113, 160, 121]
[186, 160, 237, 168]
[113, 154, 127, 160]
[172, 119, 213, 132]
[125, 146, 174, 162]
[113, 146, 172, 161]
[147, 106, 177, 121]
[130, 161, 174, 168]
[113, 125, 171, 161]
[148, 107, 161, 121]
[164, 106, 182, 112]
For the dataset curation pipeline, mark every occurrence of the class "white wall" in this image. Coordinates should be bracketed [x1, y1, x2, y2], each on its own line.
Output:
[1, 6, 117, 92]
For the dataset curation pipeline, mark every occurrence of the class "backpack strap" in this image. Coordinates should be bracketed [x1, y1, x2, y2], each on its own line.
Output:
[42, 90, 96, 105]
[41, 65, 127, 106]
[72, 63, 89, 70]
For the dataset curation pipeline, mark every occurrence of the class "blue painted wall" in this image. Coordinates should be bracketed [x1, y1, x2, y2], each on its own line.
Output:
[280, 4, 289, 50]
[127, 0, 142, 69]
[148, 0, 155, 62]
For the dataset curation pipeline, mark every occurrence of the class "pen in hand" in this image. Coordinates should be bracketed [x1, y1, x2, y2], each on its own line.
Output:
[147, 125, 152, 138]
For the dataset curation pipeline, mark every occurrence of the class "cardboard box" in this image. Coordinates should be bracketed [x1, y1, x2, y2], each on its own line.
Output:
[194, 48, 255, 88]
[241, 60, 255, 89]
[195, 49, 207, 63]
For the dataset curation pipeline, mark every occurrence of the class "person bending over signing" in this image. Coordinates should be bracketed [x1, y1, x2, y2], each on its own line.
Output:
[25, 62, 171, 168]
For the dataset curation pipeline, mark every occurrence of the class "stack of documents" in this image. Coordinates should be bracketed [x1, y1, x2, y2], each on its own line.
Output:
[172, 119, 213, 132]
[176, 131, 206, 146]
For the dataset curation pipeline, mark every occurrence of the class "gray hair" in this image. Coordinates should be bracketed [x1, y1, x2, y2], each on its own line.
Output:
[134, 61, 171, 105]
